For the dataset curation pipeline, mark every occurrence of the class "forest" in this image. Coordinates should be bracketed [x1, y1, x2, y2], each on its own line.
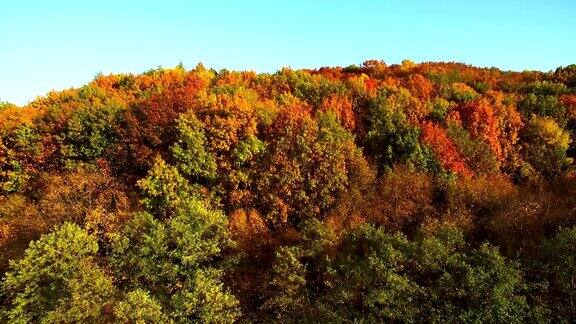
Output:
[1, 60, 576, 322]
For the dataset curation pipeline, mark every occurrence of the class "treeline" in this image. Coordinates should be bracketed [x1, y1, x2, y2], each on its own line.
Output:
[1, 60, 576, 322]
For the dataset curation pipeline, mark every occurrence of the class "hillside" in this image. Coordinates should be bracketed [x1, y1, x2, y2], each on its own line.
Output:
[1, 60, 576, 322]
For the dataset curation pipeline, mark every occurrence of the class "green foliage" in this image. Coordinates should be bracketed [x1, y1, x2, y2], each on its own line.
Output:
[260, 220, 337, 322]
[110, 199, 239, 322]
[522, 116, 572, 178]
[137, 156, 197, 215]
[170, 113, 217, 181]
[539, 227, 576, 320]
[448, 82, 478, 102]
[59, 104, 122, 167]
[115, 289, 168, 323]
[518, 94, 567, 125]
[522, 81, 568, 96]
[311, 112, 360, 213]
[280, 69, 345, 108]
[1, 223, 115, 323]
[429, 97, 452, 122]
[6, 125, 41, 155]
[321, 225, 529, 322]
[366, 90, 432, 172]
[255, 110, 365, 226]
[3, 62, 576, 323]
[553, 64, 576, 88]
[0, 125, 42, 193]
[232, 134, 265, 166]
[170, 269, 240, 323]
[472, 81, 491, 94]
[447, 123, 499, 175]
[0, 160, 29, 193]
[263, 246, 308, 320]
[0, 101, 17, 110]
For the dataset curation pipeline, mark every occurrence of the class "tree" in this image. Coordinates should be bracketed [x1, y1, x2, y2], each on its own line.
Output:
[553, 64, 576, 88]
[319, 93, 356, 131]
[420, 122, 471, 177]
[137, 156, 198, 216]
[450, 97, 504, 162]
[518, 94, 567, 126]
[110, 199, 240, 322]
[365, 89, 432, 173]
[321, 225, 422, 322]
[321, 225, 529, 322]
[255, 111, 365, 227]
[0, 124, 42, 193]
[2, 223, 115, 323]
[0, 167, 130, 272]
[115, 289, 167, 323]
[447, 123, 499, 175]
[448, 82, 478, 102]
[170, 113, 217, 182]
[262, 247, 309, 320]
[522, 116, 572, 178]
[111, 68, 208, 173]
[539, 227, 576, 320]
[58, 104, 123, 168]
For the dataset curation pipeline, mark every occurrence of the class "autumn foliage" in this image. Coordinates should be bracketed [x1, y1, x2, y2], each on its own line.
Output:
[1, 61, 576, 322]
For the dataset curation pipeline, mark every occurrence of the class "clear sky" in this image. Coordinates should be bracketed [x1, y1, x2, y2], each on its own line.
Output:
[1, 0, 575, 105]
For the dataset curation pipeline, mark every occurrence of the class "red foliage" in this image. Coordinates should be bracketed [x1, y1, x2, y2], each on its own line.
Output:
[113, 71, 207, 172]
[561, 94, 576, 121]
[421, 122, 472, 177]
[450, 97, 503, 161]
[319, 94, 356, 131]
[403, 74, 434, 100]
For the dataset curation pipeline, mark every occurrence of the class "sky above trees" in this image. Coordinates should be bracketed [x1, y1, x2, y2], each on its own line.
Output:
[1, 0, 575, 105]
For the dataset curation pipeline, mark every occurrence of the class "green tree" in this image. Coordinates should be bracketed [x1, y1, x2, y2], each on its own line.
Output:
[1, 223, 115, 323]
[255, 111, 366, 226]
[137, 156, 197, 216]
[365, 89, 433, 173]
[539, 227, 576, 320]
[321, 225, 421, 322]
[263, 246, 308, 320]
[115, 289, 168, 323]
[553, 64, 576, 88]
[59, 104, 123, 168]
[0, 101, 17, 110]
[110, 199, 240, 322]
[522, 116, 572, 178]
[0, 124, 42, 193]
[170, 113, 217, 182]
[231, 134, 265, 167]
[518, 94, 567, 126]
[447, 123, 499, 175]
[320, 225, 529, 322]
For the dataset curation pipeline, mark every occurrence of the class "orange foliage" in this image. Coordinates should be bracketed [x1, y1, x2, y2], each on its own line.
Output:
[421, 122, 472, 177]
[197, 90, 259, 154]
[382, 76, 402, 88]
[36, 167, 131, 225]
[560, 94, 576, 121]
[214, 70, 257, 88]
[451, 97, 503, 161]
[113, 70, 208, 171]
[319, 94, 356, 130]
[363, 76, 379, 95]
[228, 209, 271, 252]
[0, 107, 41, 131]
[327, 167, 434, 233]
[403, 74, 434, 100]
[368, 168, 436, 232]
[487, 91, 523, 162]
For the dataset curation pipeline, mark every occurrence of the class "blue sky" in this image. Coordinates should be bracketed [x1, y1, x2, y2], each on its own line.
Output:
[1, 0, 575, 105]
